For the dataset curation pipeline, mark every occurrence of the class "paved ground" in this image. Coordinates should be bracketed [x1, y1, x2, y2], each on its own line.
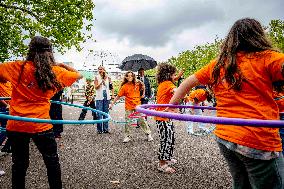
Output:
[0, 102, 231, 189]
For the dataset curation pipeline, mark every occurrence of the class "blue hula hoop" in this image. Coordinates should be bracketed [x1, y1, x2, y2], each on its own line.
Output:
[0, 98, 110, 125]
[274, 96, 284, 101]
[0, 97, 10, 101]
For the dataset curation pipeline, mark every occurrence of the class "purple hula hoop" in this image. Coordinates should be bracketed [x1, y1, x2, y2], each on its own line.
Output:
[136, 104, 284, 128]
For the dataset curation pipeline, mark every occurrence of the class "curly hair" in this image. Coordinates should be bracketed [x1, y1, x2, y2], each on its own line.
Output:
[211, 18, 275, 91]
[22, 36, 62, 92]
[156, 63, 177, 84]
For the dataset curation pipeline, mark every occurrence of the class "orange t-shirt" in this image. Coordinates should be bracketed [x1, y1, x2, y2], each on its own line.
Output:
[186, 89, 207, 103]
[274, 91, 284, 112]
[155, 81, 176, 121]
[195, 50, 284, 151]
[0, 81, 12, 104]
[118, 82, 142, 110]
[0, 61, 81, 133]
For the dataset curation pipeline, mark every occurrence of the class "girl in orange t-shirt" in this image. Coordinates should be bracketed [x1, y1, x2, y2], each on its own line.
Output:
[155, 63, 178, 173]
[185, 87, 211, 135]
[169, 18, 284, 188]
[0, 36, 82, 188]
[109, 71, 153, 143]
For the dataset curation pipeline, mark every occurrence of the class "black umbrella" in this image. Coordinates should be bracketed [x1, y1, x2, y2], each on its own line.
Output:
[119, 54, 157, 72]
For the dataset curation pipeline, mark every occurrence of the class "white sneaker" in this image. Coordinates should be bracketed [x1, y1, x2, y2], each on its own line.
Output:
[0, 170, 5, 176]
[147, 134, 154, 142]
[123, 136, 131, 143]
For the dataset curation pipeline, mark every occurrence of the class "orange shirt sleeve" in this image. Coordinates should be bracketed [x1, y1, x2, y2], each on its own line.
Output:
[53, 66, 81, 87]
[0, 61, 22, 83]
[194, 60, 216, 84]
[265, 51, 284, 82]
[118, 85, 125, 97]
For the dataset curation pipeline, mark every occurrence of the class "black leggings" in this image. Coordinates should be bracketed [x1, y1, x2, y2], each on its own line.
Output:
[8, 129, 62, 189]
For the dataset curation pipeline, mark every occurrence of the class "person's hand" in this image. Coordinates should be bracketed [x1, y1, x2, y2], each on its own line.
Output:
[5, 104, 10, 111]
[164, 107, 179, 113]
[141, 94, 145, 99]
[109, 104, 113, 110]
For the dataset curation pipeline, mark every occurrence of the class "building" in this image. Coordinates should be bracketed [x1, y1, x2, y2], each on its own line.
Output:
[82, 50, 124, 80]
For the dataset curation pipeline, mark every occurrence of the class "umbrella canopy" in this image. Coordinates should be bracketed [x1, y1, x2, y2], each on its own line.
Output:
[119, 54, 157, 72]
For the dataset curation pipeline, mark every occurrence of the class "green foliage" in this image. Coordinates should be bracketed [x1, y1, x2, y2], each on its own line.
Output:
[112, 80, 121, 95]
[145, 68, 157, 90]
[168, 38, 222, 77]
[0, 0, 95, 61]
[268, 19, 284, 52]
[167, 19, 284, 78]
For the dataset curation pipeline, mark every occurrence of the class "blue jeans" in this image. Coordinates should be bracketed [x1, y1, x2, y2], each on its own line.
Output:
[96, 90, 110, 133]
[218, 142, 284, 189]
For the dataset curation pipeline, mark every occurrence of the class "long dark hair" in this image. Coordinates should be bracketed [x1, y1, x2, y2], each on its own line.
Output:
[120, 71, 137, 88]
[156, 63, 176, 84]
[211, 18, 274, 90]
[24, 36, 61, 92]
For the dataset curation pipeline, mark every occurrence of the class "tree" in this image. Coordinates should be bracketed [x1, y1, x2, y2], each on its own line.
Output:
[168, 38, 222, 77]
[0, 0, 95, 61]
[268, 19, 284, 52]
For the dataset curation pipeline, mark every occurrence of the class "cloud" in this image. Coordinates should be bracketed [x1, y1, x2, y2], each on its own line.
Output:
[56, 0, 284, 68]
[95, 0, 225, 47]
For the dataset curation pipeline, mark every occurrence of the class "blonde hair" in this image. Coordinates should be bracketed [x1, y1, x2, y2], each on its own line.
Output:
[98, 65, 107, 79]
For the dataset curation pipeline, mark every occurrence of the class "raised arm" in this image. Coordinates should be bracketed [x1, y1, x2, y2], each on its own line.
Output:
[94, 76, 105, 90]
[169, 74, 200, 104]
[57, 63, 83, 79]
[173, 68, 185, 82]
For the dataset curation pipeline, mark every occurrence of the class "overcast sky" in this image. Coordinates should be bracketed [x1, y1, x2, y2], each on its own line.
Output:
[55, 0, 284, 70]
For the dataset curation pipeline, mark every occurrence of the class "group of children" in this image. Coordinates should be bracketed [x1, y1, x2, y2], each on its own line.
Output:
[110, 18, 284, 189]
[0, 17, 284, 188]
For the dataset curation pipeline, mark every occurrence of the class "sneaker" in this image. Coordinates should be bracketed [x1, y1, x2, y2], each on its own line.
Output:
[123, 136, 131, 143]
[0, 170, 5, 176]
[147, 134, 154, 142]
[193, 129, 209, 136]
